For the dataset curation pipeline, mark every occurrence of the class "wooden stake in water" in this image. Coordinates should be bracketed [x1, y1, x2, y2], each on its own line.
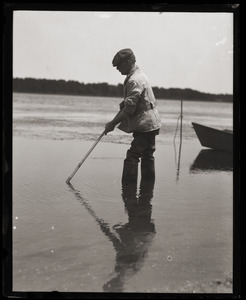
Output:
[180, 99, 183, 142]
[66, 130, 106, 184]
[176, 99, 183, 181]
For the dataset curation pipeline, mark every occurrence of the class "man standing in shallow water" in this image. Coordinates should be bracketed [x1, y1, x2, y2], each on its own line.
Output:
[105, 48, 162, 186]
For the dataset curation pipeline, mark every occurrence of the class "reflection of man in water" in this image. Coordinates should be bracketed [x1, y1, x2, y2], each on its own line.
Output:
[103, 177, 156, 292]
[68, 158, 156, 292]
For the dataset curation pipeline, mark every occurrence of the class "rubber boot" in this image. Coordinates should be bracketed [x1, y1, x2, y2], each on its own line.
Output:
[121, 161, 138, 187]
[141, 159, 155, 181]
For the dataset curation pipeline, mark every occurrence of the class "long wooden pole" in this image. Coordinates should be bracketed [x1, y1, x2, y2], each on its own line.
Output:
[66, 110, 123, 184]
[66, 130, 106, 184]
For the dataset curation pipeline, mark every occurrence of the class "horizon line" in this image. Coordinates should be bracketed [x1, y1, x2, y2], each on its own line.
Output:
[13, 77, 233, 96]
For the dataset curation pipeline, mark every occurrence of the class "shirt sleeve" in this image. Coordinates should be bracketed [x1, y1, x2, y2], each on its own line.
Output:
[122, 80, 142, 116]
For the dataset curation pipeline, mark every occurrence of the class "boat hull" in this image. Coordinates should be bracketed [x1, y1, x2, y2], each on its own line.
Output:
[192, 122, 233, 153]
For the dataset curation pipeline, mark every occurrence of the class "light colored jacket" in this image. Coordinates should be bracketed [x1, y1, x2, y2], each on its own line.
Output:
[118, 65, 162, 133]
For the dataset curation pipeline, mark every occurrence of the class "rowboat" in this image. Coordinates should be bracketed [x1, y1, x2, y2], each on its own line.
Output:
[192, 122, 233, 153]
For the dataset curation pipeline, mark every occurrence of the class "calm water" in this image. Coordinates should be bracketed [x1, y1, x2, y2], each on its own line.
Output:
[12, 93, 233, 293]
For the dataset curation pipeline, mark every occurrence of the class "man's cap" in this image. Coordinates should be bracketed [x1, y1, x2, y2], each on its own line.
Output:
[112, 48, 135, 67]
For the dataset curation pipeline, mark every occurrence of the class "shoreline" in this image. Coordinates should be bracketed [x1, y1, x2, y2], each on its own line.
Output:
[13, 91, 233, 103]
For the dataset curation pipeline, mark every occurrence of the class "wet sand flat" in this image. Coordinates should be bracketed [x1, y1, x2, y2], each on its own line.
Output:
[12, 136, 233, 293]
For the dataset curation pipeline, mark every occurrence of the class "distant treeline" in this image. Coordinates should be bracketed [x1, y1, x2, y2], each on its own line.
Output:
[13, 78, 233, 102]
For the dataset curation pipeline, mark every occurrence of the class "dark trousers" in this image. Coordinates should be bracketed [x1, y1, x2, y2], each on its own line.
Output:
[125, 129, 159, 164]
[122, 129, 159, 185]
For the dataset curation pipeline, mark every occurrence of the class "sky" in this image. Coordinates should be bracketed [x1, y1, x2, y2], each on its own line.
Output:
[13, 11, 233, 95]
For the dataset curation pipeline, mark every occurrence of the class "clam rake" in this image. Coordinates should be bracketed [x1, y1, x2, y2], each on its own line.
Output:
[66, 130, 106, 184]
[66, 110, 122, 184]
